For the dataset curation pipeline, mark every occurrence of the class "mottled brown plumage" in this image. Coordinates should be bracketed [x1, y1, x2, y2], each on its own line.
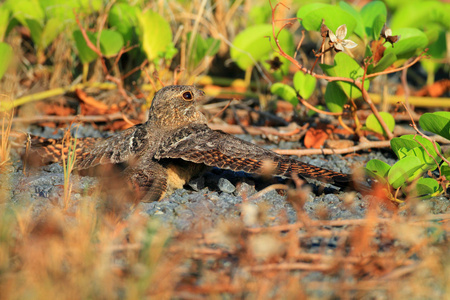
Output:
[25, 85, 355, 202]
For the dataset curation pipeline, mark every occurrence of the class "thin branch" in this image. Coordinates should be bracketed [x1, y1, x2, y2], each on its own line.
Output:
[273, 140, 391, 156]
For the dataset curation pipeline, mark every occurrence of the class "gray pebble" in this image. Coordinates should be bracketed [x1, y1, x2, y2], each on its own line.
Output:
[218, 178, 235, 193]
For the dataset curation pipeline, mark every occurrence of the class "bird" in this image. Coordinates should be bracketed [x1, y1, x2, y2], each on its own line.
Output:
[24, 85, 358, 202]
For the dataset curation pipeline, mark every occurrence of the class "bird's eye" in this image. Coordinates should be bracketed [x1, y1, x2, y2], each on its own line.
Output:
[182, 91, 193, 101]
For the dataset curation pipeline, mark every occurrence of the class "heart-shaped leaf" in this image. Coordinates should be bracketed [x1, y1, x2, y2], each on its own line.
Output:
[320, 53, 370, 99]
[293, 71, 317, 100]
[270, 83, 298, 106]
[108, 3, 139, 43]
[388, 156, 423, 189]
[138, 10, 173, 61]
[365, 112, 395, 136]
[231, 24, 293, 73]
[324, 81, 347, 113]
[99, 30, 124, 57]
[419, 112, 450, 141]
[384, 28, 428, 60]
[414, 177, 443, 199]
[365, 159, 391, 183]
[360, 1, 387, 40]
[73, 30, 98, 64]
[297, 3, 357, 34]
[0, 42, 13, 80]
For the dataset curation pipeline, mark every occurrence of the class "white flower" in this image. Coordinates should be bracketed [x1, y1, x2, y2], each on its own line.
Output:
[328, 24, 358, 52]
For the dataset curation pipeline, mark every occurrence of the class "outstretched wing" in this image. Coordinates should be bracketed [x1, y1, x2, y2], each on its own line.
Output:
[76, 123, 150, 169]
[25, 124, 151, 169]
[154, 124, 351, 187]
[25, 136, 100, 166]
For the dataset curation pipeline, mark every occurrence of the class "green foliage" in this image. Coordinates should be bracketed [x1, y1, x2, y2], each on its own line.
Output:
[359, 1, 387, 40]
[108, 3, 140, 43]
[320, 53, 370, 112]
[230, 24, 293, 73]
[419, 112, 450, 141]
[387, 156, 423, 189]
[365, 112, 395, 136]
[365, 159, 390, 184]
[293, 71, 317, 100]
[0, 42, 13, 80]
[366, 113, 450, 200]
[187, 32, 220, 69]
[297, 3, 357, 34]
[137, 10, 174, 62]
[270, 83, 298, 106]
[0, 5, 10, 42]
[73, 30, 98, 64]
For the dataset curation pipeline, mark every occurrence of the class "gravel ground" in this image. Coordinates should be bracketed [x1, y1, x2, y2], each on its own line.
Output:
[3, 124, 450, 232]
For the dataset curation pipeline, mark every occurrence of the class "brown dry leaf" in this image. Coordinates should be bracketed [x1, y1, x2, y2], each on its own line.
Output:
[304, 124, 334, 149]
[76, 89, 119, 115]
[371, 40, 386, 65]
[415, 79, 450, 97]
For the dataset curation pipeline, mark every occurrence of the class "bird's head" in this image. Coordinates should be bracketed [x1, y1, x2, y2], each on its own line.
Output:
[148, 85, 207, 129]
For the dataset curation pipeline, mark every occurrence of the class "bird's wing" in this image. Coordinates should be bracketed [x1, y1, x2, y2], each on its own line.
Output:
[154, 124, 351, 187]
[25, 124, 151, 169]
[76, 124, 150, 169]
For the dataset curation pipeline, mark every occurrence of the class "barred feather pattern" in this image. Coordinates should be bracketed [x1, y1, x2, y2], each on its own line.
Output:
[155, 123, 351, 188]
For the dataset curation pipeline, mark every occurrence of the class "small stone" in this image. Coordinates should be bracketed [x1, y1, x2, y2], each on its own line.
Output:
[188, 176, 205, 191]
[235, 181, 256, 197]
[43, 163, 64, 173]
[218, 178, 235, 194]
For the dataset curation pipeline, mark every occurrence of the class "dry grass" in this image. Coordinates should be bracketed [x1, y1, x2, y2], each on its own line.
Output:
[0, 177, 449, 299]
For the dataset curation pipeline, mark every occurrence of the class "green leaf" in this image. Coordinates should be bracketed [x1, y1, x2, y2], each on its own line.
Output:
[419, 112, 450, 140]
[391, 135, 441, 161]
[4, 0, 44, 26]
[390, 1, 450, 31]
[270, 83, 298, 106]
[297, 3, 357, 34]
[388, 157, 423, 189]
[108, 3, 139, 43]
[442, 163, 450, 180]
[78, 0, 102, 14]
[369, 51, 397, 74]
[360, 1, 387, 40]
[99, 30, 124, 57]
[40, 18, 64, 50]
[384, 28, 428, 60]
[187, 32, 220, 68]
[39, 0, 78, 22]
[230, 24, 293, 73]
[320, 52, 370, 99]
[365, 159, 391, 183]
[365, 112, 395, 136]
[138, 10, 173, 61]
[339, 1, 365, 39]
[307, 105, 325, 117]
[371, 14, 386, 41]
[25, 18, 42, 47]
[324, 81, 347, 113]
[293, 71, 317, 100]
[0, 5, 11, 41]
[414, 178, 443, 199]
[390, 135, 441, 181]
[248, 5, 272, 25]
[0, 42, 13, 80]
[73, 30, 98, 64]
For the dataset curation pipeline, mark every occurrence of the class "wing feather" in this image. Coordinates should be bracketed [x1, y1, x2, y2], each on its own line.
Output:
[155, 124, 351, 187]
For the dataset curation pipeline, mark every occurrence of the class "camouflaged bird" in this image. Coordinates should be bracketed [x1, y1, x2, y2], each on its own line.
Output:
[26, 85, 354, 202]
